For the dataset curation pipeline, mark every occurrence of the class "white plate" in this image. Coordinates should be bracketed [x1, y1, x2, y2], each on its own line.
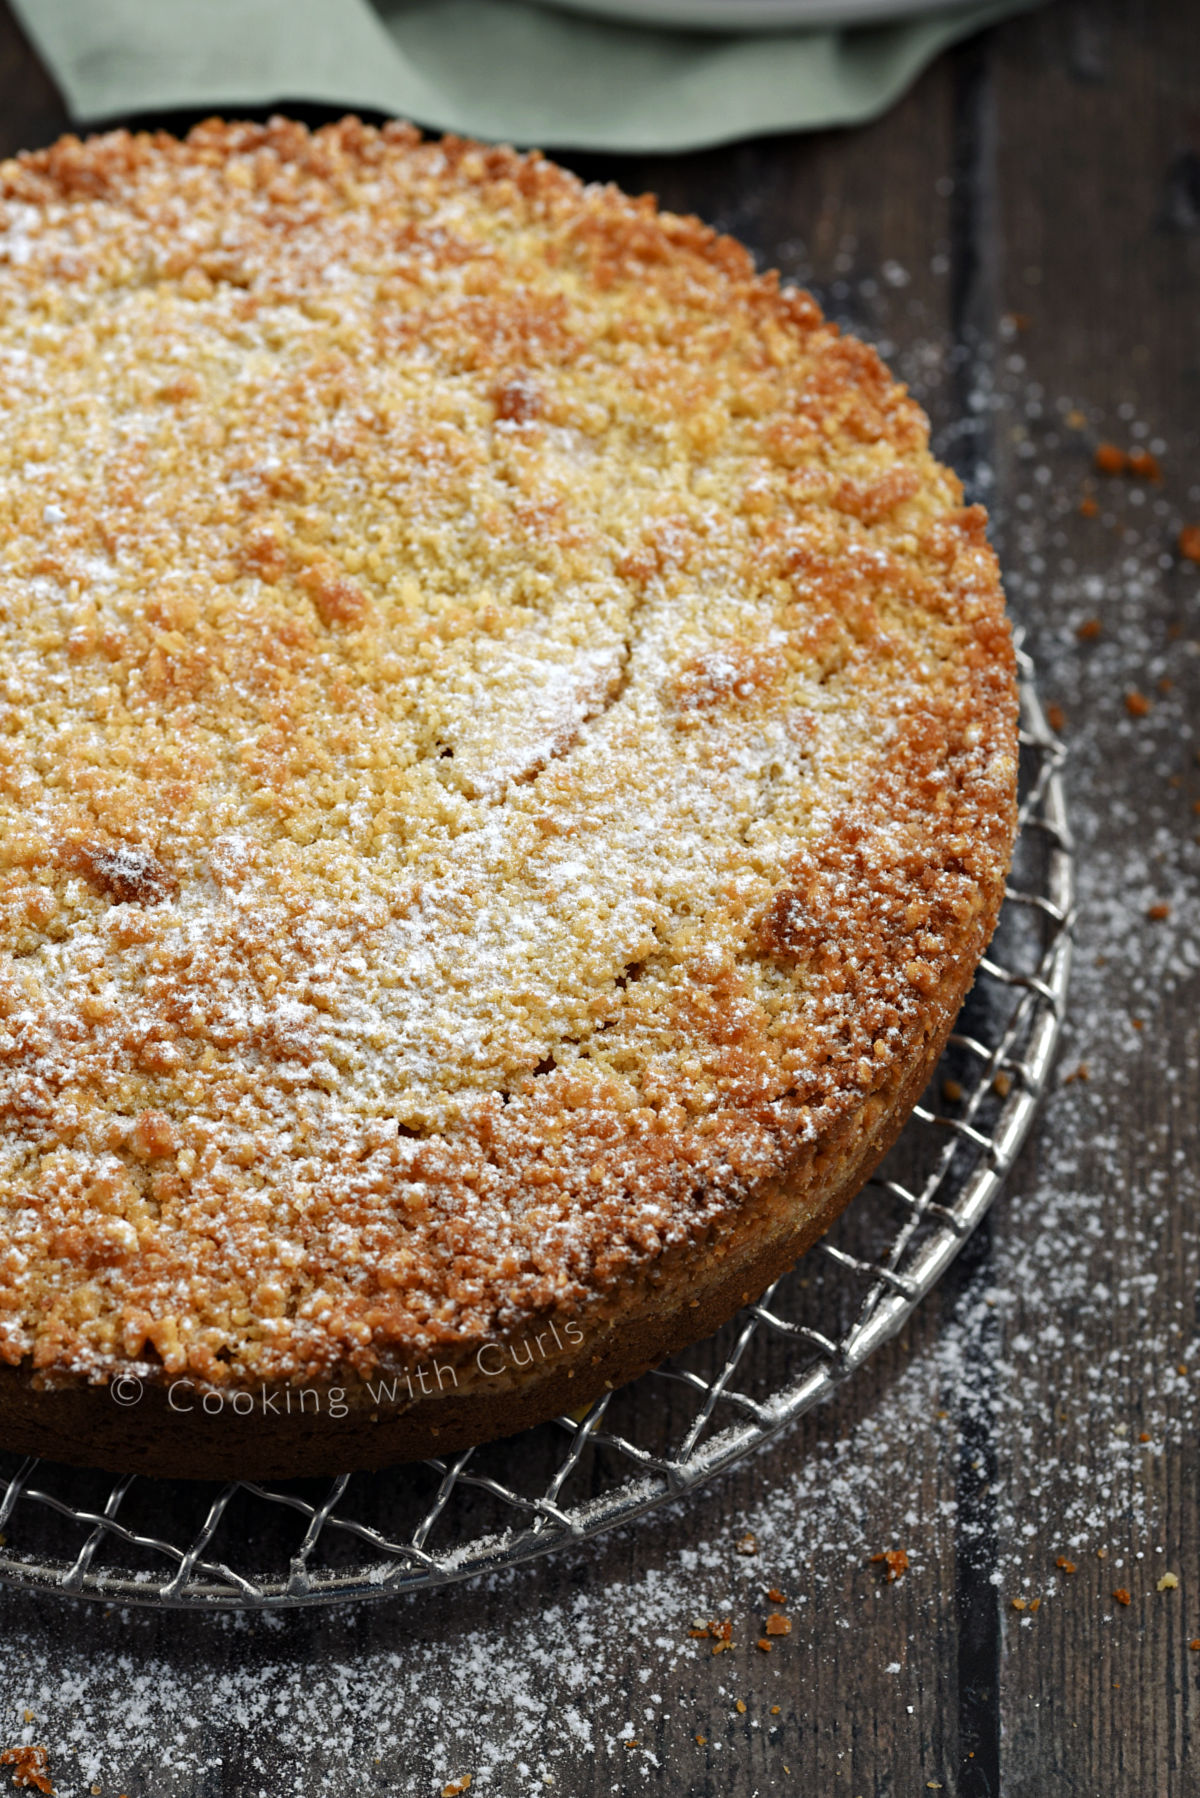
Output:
[533, 0, 976, 29]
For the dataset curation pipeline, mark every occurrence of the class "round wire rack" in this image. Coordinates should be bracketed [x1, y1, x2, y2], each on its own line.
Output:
[0, 638, 1072, 1610]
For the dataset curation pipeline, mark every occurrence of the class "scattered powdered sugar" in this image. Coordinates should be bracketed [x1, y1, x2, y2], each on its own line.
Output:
[0, 235, 1196, 1794]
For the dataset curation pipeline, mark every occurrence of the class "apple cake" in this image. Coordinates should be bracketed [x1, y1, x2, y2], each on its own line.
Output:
[0, 119, 1018, 1478]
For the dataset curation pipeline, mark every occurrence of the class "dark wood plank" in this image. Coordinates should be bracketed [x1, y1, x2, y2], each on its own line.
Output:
[983, 4, 1200, 1793]
[0, 4, 69, 158]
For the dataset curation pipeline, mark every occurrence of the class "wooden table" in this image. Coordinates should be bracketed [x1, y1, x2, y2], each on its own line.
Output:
[0, 3, 1196, 1792]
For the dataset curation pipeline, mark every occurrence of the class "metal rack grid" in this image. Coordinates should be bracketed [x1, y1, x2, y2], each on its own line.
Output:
[0, 640, 1072, 1610]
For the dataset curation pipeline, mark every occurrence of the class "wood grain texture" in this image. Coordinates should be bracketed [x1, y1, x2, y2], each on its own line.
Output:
[0, 2, 1196, 1794]
[986, 5, 1200, 1796]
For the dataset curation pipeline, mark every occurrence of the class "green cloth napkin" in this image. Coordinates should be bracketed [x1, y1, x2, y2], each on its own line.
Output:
[12, 0, 1042, 154]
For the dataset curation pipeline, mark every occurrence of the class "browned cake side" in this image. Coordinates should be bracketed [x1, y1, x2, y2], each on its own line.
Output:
[0, 119, 1018, 1479]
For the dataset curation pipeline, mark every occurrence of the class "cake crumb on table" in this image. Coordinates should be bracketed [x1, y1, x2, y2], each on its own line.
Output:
[1092, 443, 1161, 480]
[689, 1618, 734, 1655]
[870, 1549, 909, 1582]
[1094, 441, 1127, 475]
[0, 1747, 53, 1795]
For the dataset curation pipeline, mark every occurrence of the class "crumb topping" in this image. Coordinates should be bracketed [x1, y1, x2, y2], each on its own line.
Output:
[0, 119, 1017, 1387]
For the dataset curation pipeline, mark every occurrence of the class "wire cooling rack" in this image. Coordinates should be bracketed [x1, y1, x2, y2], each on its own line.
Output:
[0, 640, 1072, 1610]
